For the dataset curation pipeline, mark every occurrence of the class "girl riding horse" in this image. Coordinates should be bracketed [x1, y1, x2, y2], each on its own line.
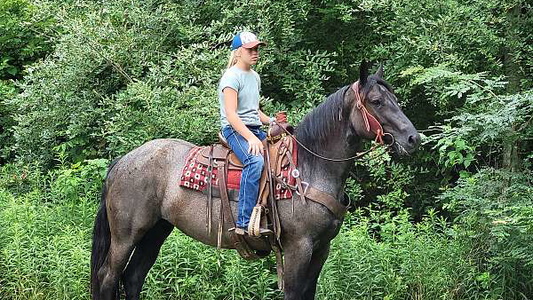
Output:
[219, 31, 272, 235]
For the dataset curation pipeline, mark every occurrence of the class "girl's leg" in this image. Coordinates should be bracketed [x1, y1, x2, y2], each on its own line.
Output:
[222, 126, 265, 228]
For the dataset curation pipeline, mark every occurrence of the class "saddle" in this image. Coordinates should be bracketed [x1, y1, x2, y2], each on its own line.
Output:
[180, 120, 347, 290]
[180, 128, 295, 289]
[193, 131, 296, 240]
[195, 136, 244, 170]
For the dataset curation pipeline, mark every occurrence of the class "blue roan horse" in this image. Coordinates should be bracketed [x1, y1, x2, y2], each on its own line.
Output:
[91, 61, 420, 300]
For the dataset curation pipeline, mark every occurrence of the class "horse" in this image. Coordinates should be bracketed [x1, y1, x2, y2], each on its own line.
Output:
[90, 61, 420, 300]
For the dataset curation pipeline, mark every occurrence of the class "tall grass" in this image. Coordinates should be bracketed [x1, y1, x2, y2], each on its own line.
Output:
[0, 190, 92, 299]
[318, 212, 487, 300]
[0, 162, 530, 299]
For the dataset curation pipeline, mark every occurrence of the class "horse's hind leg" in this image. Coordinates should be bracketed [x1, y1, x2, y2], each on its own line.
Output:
[122, 219, 174, 300]
[97, 237, 136, 300]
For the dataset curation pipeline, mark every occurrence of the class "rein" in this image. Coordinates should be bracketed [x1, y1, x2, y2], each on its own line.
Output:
[273, 81, 392, 162]
[263, 81, 394, 224]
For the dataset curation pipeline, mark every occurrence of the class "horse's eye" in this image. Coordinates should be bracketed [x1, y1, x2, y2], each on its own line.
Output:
[370, 98, 382, 106]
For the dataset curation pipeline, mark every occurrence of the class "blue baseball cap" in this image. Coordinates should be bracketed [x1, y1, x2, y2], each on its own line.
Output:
[231, 31, 266, 50]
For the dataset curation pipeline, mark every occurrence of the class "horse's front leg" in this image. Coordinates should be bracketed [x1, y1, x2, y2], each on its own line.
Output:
[283, 238, 314, 300]
[301, 243, 330, 299]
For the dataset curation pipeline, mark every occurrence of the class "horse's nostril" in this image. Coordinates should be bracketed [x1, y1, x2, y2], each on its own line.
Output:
[408, 134, 420, 146]
[383, 134, 394, 145]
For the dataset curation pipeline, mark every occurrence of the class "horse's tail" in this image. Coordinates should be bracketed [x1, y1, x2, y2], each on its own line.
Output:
[91, 157, 121, 300]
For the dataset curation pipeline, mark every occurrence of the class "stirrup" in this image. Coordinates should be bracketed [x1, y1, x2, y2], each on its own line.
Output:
[251, 227, 273, 236]
[258, 228, 273, 235]
[229, 227, 272, 236]
[229, 227, 248, 235]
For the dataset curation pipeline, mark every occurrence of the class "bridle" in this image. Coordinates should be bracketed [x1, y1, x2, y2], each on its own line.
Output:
[269, 81, 395, 221]
[274, 81, 394, 162]
[352, 81, 387, 145]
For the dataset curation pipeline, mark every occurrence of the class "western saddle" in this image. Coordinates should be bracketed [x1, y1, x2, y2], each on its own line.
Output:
[197, 130, 294, 246]
[186, 125, 294, 289]
[190, 120, 348, 290]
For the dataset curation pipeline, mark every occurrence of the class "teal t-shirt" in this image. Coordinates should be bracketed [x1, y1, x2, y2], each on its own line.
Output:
[218, 65, 262, 128]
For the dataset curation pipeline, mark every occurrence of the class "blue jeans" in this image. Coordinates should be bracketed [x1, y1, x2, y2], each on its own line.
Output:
[222, 125, 266, 228]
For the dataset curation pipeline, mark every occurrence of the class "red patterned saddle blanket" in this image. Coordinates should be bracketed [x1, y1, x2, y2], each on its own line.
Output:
[179, 137, 298, 200]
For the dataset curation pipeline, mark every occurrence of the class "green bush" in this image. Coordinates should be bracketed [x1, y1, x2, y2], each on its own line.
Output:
[2, 163, 530, 299]
[439, 169, 533, 299]
[0, 81, 17, 162]
[10, 0, 336, 166]
[319, 211, 490, 300]
[0, 162, 101, 299]
[0, 0, 55, 162]
[0, 0, 55, 80]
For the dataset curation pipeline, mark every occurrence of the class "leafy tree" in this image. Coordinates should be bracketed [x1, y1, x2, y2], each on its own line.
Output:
[0, 0, 54, 80]
[9, 0, 336, 165]
[439, 169, 533, 298]
[0, 0, 55, 162]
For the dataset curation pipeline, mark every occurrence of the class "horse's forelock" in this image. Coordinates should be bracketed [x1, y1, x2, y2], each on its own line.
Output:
[365, 75, 394, 94]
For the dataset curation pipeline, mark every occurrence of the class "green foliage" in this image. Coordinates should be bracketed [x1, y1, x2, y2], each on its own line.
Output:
[361, 0, 504, 73]
[319, 211, 491, 300]
[49, 158, 108, 204]
[401, 64, 531, 186]
[445, 90, 532, 149]
[435, 136, 476, 171]
[9, 0, 336, 165]
[3, 163, 528, 300]
[141, 232, 281, 300]
[0, 81, 17, 162]
[439, 169, 533, 298]
[298, 0, 532, 102]
[0, 0, 54, 79]
[104, 81, 220, 154]
[0, 162, 104, 299]
[400, 66, 507, 113]
[1, 0, 532, 298]
[0, 0, 55, 162]
[351, 146, 422, 215]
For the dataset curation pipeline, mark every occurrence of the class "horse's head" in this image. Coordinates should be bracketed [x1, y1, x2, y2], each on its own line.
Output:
[346, 61, 420, 155]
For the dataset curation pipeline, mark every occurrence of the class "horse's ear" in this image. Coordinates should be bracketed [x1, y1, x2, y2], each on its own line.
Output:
[375, 63, 384, 78]
[359, 59, 368, 86]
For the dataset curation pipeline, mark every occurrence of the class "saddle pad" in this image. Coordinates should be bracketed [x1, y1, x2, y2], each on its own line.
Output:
[179, 140, 298, 200]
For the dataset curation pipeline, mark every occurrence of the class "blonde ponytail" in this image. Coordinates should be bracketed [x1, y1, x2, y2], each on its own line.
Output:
[226, 49, 239, 69]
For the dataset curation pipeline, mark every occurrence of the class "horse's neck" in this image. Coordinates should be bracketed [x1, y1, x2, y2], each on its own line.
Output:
[297, 124, 360, 199]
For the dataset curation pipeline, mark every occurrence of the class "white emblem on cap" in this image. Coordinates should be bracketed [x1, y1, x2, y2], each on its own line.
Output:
[240, 32, 257, 44]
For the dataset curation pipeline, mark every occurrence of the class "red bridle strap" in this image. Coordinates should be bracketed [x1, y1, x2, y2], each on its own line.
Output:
[351, 81, 385, 145]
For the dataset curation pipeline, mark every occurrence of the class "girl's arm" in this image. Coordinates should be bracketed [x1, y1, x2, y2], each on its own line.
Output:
[223, 87, 264, 155]
[258, 110, 272, 125]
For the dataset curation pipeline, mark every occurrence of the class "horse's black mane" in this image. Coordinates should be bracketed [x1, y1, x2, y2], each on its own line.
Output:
[295, 85, 350, 160]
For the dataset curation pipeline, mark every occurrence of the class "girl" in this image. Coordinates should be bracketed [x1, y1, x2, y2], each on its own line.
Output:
[219, 31, 272, 235]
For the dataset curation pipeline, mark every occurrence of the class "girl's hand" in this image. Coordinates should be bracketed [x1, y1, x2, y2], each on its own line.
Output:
[247, 135, 264, 156]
